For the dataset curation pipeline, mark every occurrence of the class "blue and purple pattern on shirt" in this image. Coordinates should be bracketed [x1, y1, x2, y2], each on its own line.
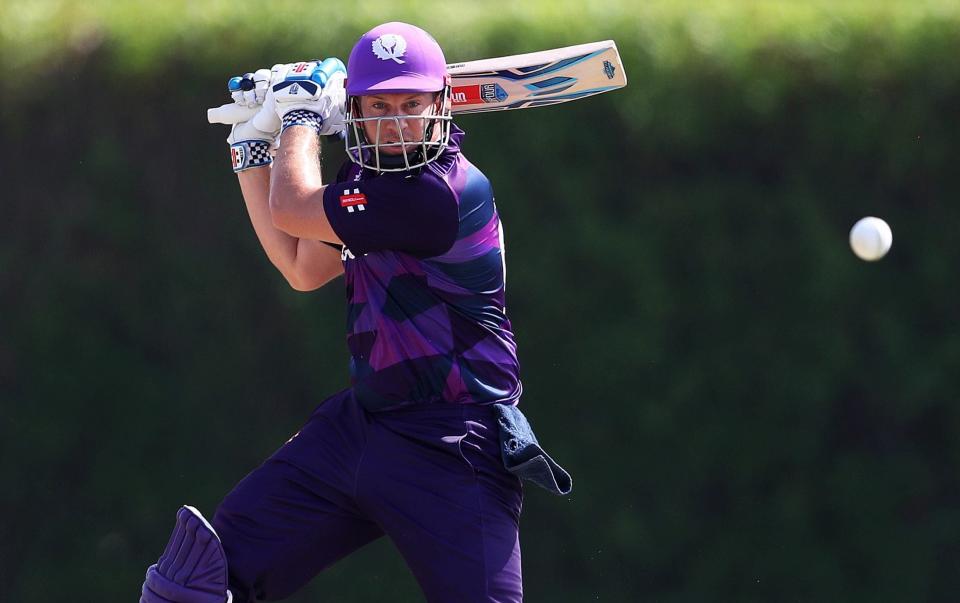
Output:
[323, 127, 521, 411]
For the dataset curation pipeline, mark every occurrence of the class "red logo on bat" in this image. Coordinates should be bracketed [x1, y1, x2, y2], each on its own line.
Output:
[340, 188, 367, 213]
[451, 85, 481, 105]
[451, 83, 508, 106]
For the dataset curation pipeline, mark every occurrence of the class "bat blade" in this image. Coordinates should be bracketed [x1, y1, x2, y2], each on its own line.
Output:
[207, 40, 627, 124]
[448, 40, 627, 114]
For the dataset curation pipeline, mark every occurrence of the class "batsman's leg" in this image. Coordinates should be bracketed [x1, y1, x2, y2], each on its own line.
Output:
[212, 388, 383, 601]
[141, 389, 384, 602]
[361, 404, 524, 603]
[212, 453, 383, 601]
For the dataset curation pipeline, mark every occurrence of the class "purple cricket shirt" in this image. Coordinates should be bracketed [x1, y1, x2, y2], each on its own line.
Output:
[322, 125, 522, 411]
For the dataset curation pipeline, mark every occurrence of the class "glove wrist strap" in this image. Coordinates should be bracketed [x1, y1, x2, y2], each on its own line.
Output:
[281, 110, 323, 135]
[230, 140, 272, 173]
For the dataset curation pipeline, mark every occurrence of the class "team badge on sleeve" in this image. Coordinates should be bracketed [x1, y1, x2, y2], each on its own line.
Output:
[340, 188, 367, 212]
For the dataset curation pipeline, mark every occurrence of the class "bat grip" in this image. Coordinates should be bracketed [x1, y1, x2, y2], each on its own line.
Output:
[207, 103, 344, 144]
[207, 103, 258, 125]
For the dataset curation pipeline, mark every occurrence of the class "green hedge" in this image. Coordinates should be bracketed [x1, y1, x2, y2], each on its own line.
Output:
[3, 1, 960, 601]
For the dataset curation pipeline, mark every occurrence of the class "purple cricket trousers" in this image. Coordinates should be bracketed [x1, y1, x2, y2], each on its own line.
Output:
[212, 389, 524, 602]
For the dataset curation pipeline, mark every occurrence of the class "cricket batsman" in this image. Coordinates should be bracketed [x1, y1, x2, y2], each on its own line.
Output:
[140, 22, 570, 603]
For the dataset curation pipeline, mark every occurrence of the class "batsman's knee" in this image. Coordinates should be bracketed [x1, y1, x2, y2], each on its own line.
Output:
[140, 505, 233, 603]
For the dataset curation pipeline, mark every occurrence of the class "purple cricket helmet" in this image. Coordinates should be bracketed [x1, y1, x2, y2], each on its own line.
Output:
[344, 22, 454, 172]
[346, 21, 449, 95]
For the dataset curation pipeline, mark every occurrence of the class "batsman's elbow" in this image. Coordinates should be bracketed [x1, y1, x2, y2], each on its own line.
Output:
[268, 184, 298, 221]
[282, 269, 339, 292]
[269, 200, 311, 238]
[270, 206, 295, 235]
[285, 275, 324, 292]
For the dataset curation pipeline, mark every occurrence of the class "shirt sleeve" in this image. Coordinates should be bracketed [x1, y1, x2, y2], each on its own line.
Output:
[322, 170, 459, 257]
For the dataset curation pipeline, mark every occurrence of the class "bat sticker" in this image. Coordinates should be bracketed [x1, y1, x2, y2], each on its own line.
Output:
[451, 83, 509, 106]
[603, 60, 616, 80]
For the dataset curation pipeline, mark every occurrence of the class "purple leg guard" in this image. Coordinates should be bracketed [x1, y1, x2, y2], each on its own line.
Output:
[141, 505, 232, 603]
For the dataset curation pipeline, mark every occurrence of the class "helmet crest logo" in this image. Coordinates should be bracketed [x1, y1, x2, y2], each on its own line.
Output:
[372, 34, 407, 64]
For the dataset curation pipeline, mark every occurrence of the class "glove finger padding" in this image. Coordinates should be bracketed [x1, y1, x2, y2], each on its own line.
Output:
[230, 69, 273, 107]
[140, 506, 232, 603]
[228, 74, 248, 106]
[252, 68, 271, 104]
[317, 73, 347, 136]
[252, 91, 281, 134]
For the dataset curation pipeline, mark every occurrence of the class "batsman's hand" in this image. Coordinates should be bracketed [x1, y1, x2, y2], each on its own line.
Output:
[272, 58, 347, 136]
[227, 105, 277, 146]
[226, 105, 279, 173]
[224, 68, 284, 173]
[227, 66, 288, 132]
[228, 68, 272, 108]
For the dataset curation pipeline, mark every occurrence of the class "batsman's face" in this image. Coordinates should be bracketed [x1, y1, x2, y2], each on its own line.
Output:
[358, 92, 441, 154]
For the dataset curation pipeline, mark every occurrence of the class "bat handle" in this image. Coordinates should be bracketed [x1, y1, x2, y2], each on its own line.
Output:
[207, 103, 259, 125]
[207, 102, 345, 144]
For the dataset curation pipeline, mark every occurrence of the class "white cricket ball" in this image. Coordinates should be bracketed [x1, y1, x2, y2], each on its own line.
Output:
[849, 216, 893, 261]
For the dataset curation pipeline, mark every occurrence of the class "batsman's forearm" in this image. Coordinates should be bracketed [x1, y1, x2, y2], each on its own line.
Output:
[272, 127, 323, 198]
[268, 128, 340, 242]
[237, 167, 301, 275]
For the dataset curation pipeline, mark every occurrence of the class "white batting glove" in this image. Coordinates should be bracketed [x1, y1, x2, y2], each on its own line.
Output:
[272, 58, 347, 136]
[225, 68, 284, 173]
[228, 68, 271, 107]
[227, 103, 283, 173]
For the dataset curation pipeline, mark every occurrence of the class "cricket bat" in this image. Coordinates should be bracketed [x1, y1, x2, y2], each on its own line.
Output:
[207, 40, 626, 124]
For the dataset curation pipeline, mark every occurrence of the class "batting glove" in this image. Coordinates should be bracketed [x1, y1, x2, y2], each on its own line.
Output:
[272, 58, 347, 137]
[228, 68, 272, 108]
[225, 68, 283, 173]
